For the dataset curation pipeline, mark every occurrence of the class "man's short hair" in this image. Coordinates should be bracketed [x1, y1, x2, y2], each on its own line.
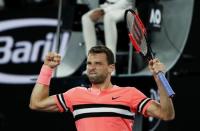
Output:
[88, 45, 115, 64]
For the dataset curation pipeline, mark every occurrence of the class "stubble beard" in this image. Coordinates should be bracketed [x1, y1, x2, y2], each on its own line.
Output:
[87, 73, 107, 84]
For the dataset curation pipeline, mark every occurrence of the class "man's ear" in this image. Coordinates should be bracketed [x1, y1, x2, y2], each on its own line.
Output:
[109, 64, 115, 73]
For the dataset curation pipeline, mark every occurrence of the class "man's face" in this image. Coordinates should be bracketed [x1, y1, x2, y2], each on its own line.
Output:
[86, 53, 113, 84]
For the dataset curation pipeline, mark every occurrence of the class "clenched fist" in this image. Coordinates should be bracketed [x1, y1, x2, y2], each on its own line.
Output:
[148, 58, 165, 75]
[44, 52, 61, 69]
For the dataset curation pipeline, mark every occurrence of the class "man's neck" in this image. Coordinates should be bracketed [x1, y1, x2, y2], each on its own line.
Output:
[91, 82, 113, 91]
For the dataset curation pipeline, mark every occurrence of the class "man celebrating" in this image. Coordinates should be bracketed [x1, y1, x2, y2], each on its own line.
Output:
[29, 45, 175, 131]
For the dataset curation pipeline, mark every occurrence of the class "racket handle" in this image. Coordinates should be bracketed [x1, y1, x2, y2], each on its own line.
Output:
[157, 72, 175, 98]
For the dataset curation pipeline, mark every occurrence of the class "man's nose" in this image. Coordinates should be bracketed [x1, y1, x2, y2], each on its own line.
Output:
[88, 64, 96, 70]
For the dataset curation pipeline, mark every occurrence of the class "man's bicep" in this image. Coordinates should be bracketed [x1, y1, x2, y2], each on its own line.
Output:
[39, 95, 60, 112]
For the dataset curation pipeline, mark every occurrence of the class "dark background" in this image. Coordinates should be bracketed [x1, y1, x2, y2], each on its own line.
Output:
[0, 0, 200, 131]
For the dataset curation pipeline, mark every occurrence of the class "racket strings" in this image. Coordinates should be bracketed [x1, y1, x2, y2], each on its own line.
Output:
[140, 38, 148, 55]
[127, 12, 141, 45]
[126, 11, 148, 56]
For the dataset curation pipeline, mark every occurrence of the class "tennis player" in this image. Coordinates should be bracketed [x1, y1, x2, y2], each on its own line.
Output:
[29, 45, 175, 131]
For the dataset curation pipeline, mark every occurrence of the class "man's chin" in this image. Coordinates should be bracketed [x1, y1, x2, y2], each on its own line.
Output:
[88, 76, 96, 81]
[88, 77, 100, 84]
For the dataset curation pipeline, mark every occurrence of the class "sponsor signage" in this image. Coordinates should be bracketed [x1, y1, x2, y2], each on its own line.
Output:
[148, 3, 163, 31]
[0, 7, 71, 84]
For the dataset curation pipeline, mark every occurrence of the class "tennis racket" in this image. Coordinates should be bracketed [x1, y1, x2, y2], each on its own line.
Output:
[124, 9, 175, 97]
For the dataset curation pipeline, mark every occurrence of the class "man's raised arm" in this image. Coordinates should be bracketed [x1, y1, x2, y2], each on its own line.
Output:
[29, 52, 61, 112]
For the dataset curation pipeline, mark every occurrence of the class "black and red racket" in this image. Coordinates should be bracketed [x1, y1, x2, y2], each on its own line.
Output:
[124, 9, 175, 97]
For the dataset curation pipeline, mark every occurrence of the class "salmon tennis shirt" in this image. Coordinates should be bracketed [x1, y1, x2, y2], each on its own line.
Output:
[53, 85, 154, 131]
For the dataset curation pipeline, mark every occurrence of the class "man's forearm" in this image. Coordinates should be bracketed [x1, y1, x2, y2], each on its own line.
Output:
[29, 64, 53, 110]
[154, 75, 175, 120]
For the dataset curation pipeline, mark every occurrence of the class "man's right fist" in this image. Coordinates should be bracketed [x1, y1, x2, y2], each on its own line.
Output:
[44, 52, 61, 69]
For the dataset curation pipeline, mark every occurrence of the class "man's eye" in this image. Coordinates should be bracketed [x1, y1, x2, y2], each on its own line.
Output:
[95, 62, 101, 65]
